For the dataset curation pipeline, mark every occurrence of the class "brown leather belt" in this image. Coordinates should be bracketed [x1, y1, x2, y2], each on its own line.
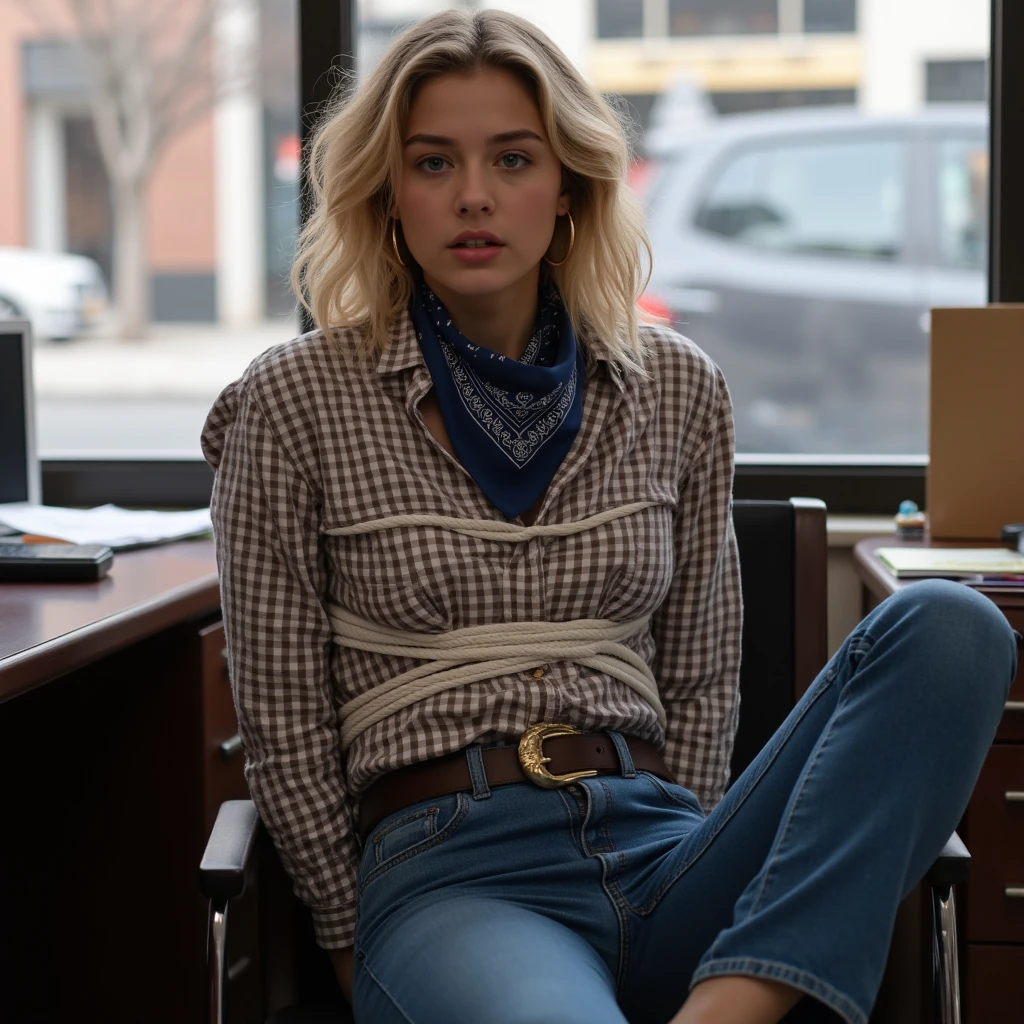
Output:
[357, 727, 673, 845]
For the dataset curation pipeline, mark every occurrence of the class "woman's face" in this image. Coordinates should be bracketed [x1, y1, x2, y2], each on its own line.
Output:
[395, 67, 570, 304]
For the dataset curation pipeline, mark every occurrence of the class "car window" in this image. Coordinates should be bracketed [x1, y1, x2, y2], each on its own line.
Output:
[695, 137, 907, 261]
[935, 137, 988, 271]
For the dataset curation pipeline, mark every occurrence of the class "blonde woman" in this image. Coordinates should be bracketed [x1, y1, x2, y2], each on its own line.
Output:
[201, 10, 1017, 1024]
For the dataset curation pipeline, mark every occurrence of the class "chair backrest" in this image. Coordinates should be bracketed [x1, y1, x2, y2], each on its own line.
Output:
[730, 498, 828, 782]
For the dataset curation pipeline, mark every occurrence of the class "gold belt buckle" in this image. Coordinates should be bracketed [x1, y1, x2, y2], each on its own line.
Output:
[518, 722, 599, 789]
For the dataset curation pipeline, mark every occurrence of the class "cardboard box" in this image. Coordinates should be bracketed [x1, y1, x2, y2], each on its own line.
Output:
[928, 305, 1024, 540]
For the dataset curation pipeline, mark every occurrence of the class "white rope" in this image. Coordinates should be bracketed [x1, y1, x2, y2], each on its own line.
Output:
[326, 503, 665, 751]
[323, 501, 656, 542]
[331, 606, 664, 751]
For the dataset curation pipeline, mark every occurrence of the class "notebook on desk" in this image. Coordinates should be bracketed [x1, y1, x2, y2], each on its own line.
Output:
[876, 546, 1024, 579]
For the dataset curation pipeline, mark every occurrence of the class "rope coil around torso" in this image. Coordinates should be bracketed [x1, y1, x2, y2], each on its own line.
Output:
[324, 502, 666, 751]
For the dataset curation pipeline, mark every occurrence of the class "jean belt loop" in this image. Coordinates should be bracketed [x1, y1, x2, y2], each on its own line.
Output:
[606, 730, 637, 779]
[465, 745, 492, 800]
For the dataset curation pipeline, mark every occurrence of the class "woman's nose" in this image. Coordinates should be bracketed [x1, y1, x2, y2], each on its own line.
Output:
[454, 165, 494, 215]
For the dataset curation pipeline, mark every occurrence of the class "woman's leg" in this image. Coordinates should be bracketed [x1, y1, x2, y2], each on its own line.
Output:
[352, 894, 629, 1024]
[614, 579, 1018, 1024]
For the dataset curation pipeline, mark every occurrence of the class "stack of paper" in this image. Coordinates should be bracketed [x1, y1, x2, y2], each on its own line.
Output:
[0, 502, 212, 551]
[875, 547, 1024, 579]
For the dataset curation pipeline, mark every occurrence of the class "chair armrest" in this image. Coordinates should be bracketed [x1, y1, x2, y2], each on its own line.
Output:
[200, 799, 261, 905]
[925, 830, 970, 890]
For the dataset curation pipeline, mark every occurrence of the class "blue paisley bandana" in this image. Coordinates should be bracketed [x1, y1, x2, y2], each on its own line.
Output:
[411, 275, 585, 521]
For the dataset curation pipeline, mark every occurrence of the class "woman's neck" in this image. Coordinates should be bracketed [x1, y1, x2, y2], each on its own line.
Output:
[422, 267, 540, 360]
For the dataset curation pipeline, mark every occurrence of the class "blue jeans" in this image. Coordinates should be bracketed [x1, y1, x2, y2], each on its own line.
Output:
[351, 580, 1019, 1024]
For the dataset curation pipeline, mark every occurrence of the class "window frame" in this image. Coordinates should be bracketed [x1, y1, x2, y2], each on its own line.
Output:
[38, 1, 1024, 514]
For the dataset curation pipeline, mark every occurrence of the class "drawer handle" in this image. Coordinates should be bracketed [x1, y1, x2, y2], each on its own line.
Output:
[1006, 702, 1024, 712]
[1005, 888, 1024, 899]
[227, 956, 251, 982]
[1006, 792, 1024, 803]
[220, 734, 243, 760]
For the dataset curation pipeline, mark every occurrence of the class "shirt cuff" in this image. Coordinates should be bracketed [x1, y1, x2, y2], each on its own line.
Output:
[309, 900, 359, 950]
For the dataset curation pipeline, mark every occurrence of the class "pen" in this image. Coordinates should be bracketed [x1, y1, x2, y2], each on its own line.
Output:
[21, 534, 75, 545]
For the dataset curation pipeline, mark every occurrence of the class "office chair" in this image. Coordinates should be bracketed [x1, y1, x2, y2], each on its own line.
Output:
[201, 498, 968, 1024]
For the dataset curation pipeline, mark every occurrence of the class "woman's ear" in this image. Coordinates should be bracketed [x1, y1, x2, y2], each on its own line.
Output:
[557, 169, 572, 216]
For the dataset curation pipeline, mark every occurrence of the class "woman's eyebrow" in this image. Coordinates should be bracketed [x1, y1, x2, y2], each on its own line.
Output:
[403, 129, 544, 147]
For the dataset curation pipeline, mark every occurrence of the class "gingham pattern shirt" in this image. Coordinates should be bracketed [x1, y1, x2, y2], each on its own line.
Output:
[201, 309, 742, 951]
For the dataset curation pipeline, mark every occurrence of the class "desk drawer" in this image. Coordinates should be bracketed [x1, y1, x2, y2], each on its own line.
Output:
[967, 745, 1024, 942]
[967, 945, 1024, 1024]
[998, 609, 1024, 741]
[199, 621, 248, 834]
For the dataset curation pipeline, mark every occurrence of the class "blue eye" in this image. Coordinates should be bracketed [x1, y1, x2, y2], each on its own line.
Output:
[419, 156, 448, 173]
[501, 152, 530, 170]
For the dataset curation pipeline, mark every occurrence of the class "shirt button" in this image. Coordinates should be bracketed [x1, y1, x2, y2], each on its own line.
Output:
[532, 667, 546, 679]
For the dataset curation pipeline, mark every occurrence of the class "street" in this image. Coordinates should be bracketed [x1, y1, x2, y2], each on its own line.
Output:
[31, 318, 297, 457]
[36, 397, 218, 455]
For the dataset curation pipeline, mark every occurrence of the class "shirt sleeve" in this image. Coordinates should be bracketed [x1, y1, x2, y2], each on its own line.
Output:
[202, 378, 361, 950]
[650, 363, 742, 811]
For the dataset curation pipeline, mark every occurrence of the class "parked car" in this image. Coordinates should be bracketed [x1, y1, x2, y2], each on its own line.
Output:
[642, 105, 988, 454]
[0, 247, 109, 341]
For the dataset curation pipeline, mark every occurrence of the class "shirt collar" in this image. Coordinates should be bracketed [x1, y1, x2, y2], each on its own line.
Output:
[374, 306, 423, 376]
[373, 303, 627, 392]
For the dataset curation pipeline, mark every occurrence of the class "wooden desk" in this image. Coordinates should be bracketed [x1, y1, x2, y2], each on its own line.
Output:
[0, 539, 255, 1023]
[854, 537, 1024, 1023]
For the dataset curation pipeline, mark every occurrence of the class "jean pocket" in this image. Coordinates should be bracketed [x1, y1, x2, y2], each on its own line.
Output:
[358, 791, 470, 895]
[638, 770, 705, 813]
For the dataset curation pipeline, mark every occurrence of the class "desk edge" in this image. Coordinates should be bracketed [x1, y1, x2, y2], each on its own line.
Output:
[0, 573, 221, 704]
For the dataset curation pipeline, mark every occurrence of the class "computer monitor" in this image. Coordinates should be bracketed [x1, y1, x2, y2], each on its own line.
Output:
[0, 320, 41, 505]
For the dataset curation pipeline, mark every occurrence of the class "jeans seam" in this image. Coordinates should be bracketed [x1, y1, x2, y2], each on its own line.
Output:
[598, 870, 633, 997]
[691, 957, 866, 1024]
[360, 956, 417, 1024]
[596, 779, 615, 853]
[749, 708, 840, 916]
[629, 674, 836, 915]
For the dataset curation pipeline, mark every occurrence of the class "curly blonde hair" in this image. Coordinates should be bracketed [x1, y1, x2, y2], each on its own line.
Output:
[291, 8, 653, 376]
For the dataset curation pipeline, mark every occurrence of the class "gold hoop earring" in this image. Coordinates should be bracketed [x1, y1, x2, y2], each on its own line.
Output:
[544, 211, 575, 267]
[391, 219, 407, 268]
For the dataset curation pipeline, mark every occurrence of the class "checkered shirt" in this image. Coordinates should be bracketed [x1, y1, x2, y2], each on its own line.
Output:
[201, 309, 742, 950]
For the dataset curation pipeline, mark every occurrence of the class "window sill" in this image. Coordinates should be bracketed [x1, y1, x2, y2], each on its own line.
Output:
[827, 515, 895, 549]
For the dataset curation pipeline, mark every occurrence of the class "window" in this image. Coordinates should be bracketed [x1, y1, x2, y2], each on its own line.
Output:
[5, 0, 999, 478]
[696, 139, 906, 262]
[926, 60, 988, 104]
[8, 0, 300, 457]
[669, 0, 777, 37]
[804, 0, 857, 34]
[669, 136, 916, 453]
[935, 138, 989, 270]
[597, 0, 644, 39]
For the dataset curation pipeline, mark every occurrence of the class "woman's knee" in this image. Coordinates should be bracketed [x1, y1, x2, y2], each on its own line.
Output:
[873, 579, 1018, 699]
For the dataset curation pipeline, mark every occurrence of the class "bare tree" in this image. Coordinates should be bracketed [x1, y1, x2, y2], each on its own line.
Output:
[17, 0, 255, 338]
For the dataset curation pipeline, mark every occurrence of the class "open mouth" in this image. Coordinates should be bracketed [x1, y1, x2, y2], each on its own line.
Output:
[452, 240, 503, 248]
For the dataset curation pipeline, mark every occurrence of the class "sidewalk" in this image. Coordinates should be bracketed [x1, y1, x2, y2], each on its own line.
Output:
[32, 316, 301, 401]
